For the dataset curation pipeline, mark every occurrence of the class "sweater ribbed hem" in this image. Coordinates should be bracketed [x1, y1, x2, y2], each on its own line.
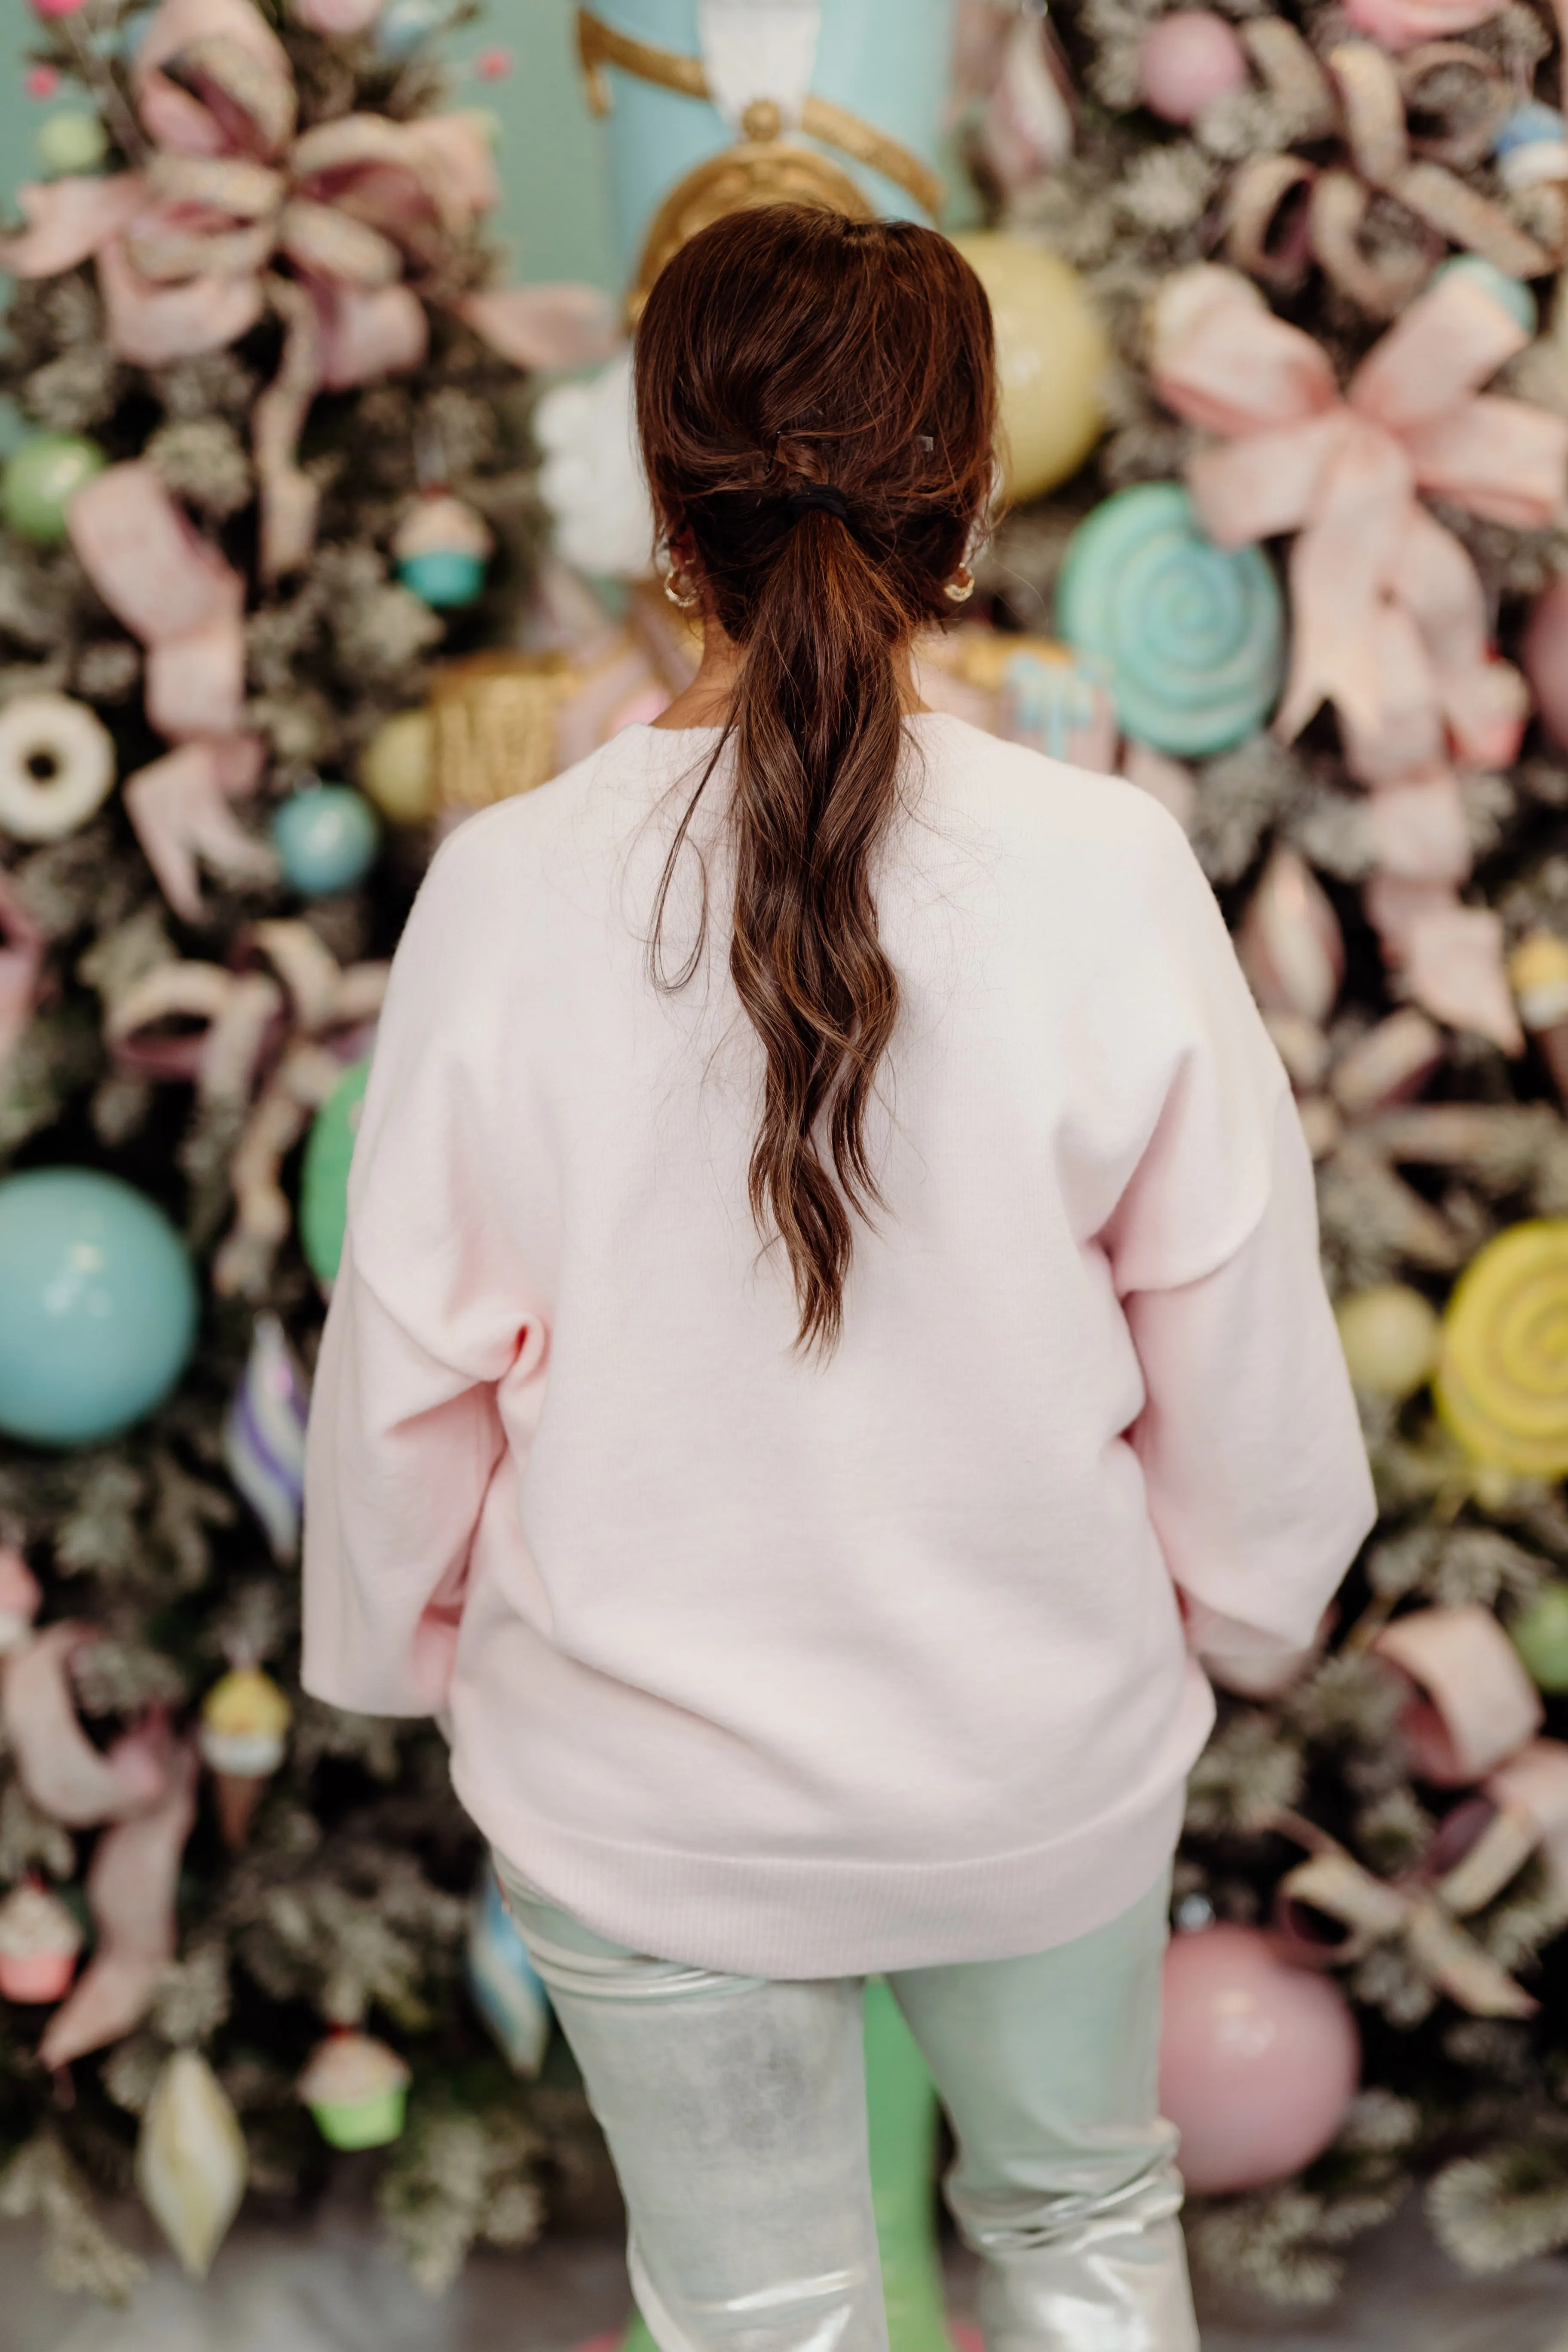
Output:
[452, 1730, 1202, 1981]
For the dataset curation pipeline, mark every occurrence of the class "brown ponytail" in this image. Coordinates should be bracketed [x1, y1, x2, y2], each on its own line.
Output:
[634, 205, 996, 1356]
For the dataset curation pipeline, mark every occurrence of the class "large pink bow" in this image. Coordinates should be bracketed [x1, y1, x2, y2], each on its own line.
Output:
[0, 0, 616, 576]
[0, 1620, 200, 2069]
[68, 461, 274, 921]
[1152, 264, 1568, 1050]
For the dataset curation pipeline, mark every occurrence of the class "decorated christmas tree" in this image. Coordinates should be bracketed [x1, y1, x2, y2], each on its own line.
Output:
[957, 0, 1568, 2303]
[10, 0, 1568, 2318]
[0, 0, 616, 2299]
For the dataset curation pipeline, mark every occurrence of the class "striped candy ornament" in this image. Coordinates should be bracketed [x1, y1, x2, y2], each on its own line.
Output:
[222, 1314, 310, 1560]
[466, 1861, 552, 2076]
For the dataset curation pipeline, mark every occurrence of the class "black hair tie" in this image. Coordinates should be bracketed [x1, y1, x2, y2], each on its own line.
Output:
[784, 483, 851, 524]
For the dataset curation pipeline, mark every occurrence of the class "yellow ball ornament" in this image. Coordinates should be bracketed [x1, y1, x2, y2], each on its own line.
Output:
[1436, 1221, 1568, 1475]
[949, 233, 1109, 503]
[1336, 1283, 1441, 1400]
[359, 708, 435, 825]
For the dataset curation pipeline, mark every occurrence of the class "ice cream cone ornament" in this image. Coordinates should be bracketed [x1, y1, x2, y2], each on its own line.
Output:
[199, 1661, 291, 1850]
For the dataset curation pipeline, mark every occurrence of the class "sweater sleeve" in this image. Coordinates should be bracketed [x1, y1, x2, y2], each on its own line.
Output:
[1105, 818, 1377, 1662]
[300, 819, 539, 1719]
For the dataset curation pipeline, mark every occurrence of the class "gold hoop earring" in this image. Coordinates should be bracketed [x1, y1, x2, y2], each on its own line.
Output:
[944, 564, 975, 606]
[659, 545, 701, 611]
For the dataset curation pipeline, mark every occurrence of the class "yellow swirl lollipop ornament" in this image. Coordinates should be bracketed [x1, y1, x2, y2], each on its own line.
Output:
[1436, 1222, 1568, 1476]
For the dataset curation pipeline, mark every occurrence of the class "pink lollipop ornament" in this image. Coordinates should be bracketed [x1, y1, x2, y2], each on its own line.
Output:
[1159, 1924, 1361, 2193]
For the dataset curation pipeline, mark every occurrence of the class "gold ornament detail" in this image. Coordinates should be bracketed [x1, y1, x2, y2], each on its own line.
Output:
[136, 2049, 249, 2279]
[1436, 1220, 1568, 1475]
[630, 143, 876, 320]
[431, 653, 577, 812]
[428, 593, 704, 812]
[576, 9, 943, 219]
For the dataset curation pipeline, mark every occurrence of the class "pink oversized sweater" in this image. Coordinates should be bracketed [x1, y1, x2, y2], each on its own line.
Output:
[300, 711, 1376, 1977]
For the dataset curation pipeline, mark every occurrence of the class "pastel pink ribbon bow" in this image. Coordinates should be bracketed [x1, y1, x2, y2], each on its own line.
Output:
[1344, 0, 1508, 51]
[0, 0, 616, 576]
[67, 460, 275, 920]
[1152, 264, 1568, 1050]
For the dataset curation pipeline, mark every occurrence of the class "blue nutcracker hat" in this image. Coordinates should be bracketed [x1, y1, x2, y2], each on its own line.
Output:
[574, 1, 956, 313]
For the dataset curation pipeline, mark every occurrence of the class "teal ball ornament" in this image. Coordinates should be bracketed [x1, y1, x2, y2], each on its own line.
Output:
[0, 1169, 199, 1446]
[271, 784, 381, 897]
[300, 1057, 371, 1288]
[1056, 483, 1285, 756]
[1, 434, 107, 545]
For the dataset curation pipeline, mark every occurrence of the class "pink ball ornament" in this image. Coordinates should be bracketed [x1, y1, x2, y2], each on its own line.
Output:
[1138, 12, 1249, 124]
[29, 0, 91, 17]
[1524, 578, 1568, 756]
[1159, 1924, 1360, 2193]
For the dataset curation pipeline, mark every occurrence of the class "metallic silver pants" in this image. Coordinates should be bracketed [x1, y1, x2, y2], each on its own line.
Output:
[491, 1862, 1197, 2352]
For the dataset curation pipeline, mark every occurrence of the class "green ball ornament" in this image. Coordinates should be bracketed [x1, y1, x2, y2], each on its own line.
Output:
[1510, 1581, 1568, 1693]
[35, 109, 109, 176]
[300, 1057, 370, 1288]
[0, 434, 107, 545]
[0, 1168, 199, 1446]
[1056, 482, 1285, 756]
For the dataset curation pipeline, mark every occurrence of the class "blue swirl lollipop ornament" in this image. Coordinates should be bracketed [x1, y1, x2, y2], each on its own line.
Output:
[1055, 482, 1285, 757]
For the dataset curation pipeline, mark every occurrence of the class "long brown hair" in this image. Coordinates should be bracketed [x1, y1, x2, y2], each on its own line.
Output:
[634, 204, 996, 1356]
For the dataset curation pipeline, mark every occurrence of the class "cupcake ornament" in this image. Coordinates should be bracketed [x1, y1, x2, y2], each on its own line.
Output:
[0, 1877, 83, 2003]
[394, 493, 493, 609]
[299, 2027, 411, 2148]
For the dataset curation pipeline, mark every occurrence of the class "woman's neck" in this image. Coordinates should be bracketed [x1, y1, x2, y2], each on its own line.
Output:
[652, 618, 928, 732]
